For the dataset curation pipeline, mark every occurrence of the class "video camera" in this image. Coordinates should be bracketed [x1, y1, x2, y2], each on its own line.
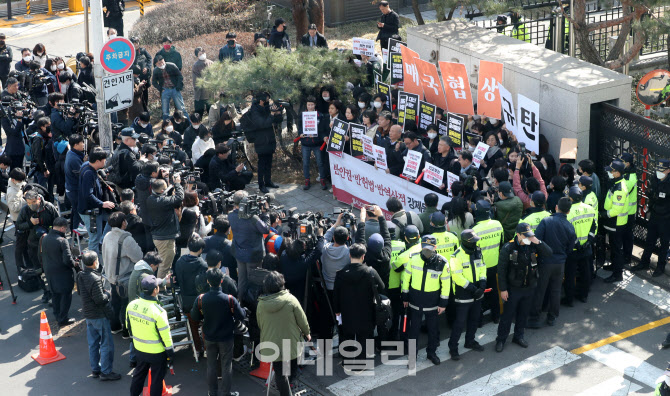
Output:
[239, 193, 276, 219]
[333, 207, 356, 228]
[460, 166, 479, 189]
[200, 188, 235, 216]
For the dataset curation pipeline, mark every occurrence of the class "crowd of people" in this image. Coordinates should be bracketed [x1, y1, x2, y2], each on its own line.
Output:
[0, 1, 669, 396]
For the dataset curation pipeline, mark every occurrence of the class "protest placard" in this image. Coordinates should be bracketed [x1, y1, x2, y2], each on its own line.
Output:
[402, 149, 423, 179]
[418, 101, 436, 132]
[447, 113, 464, 149]
[423, 163, 444, 188]
[361, 133, 374, 159]
[327, 119, 349, 155]
[373, 144, 388, 170]
[352, 37, 375, 56]
[471, 141, 489, 168]
[301, 111, 318, 136]
[403, 93, 419, 131]
[447, 171, 459, 196]
[349, 123, 366, 159]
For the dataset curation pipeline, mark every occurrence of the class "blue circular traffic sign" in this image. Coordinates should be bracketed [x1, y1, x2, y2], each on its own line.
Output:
[100, 38, 136, 74]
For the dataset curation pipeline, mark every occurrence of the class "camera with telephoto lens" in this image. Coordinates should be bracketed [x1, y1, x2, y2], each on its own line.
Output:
[333, 207, 356, 228]
[239, 194, 267, 219]
[200, 188, 235, 216]
[460, 167, 479, 189]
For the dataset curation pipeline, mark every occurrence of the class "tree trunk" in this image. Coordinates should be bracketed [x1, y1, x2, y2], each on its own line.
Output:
[308, 0, 325, 33]
[412, 0, 425, 25]
[605, 6, 631, 62]
[446, 7, 455, 21]
[605, 30, 645, 70]
[434, 0, 446, 22]
[571, 0, 604, 65]
[292, 0, 309, 44]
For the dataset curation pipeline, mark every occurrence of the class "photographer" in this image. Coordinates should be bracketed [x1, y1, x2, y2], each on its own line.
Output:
[183, 113, 206, 158]
[1, 99, 26, 169]
[30, 117, 55, 192]
[65, 134, 86, 231]
[135, 161, 158, 249]
[41, 217, 78, 327]
[78, 148, 116, 255]
[1, 77, 21, 103]
[146, 175, 184, 279]
[58, 73, 83, 103]
[355, 205, 392, 290]
[175, 234, 208, 355]
[8, 169, 28, 272]
[27, 61, 54, 107]
[15, 48, 32, 74]
[228, 190, 270, 299]
[208, 143, 249, 192]
[17, 190, 59, 303]
[280, 234, 322, 304]
[240, 92, 283, 194]
[108, 128, 143, 189]
[155, 133, 188, 165]
[0, 33, 13, 87]
[204, 215, 236, 281]
[50, 92, 78, 142]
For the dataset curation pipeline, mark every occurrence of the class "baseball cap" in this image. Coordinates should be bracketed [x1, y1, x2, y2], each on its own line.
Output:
[605, 161, 625, 173]
[421, 235, 437, 251]
[568, 185, 583, 201]
[499, 181, 514, 198]
[461, 229, 481, 244]
[120, 127, 140, 139]
[619, 153, 634, 164]
[309, 23, 317, 30]
[141, 275, 159, 292]
[472, 199, 491, 214]
[516, 222, 534, 237]
[578, 175, 593, 187]
[430, 212, 446, 227]
[404, 225, 420, 240]
[659, 159, 670, 171]
[531, 190, 546, 206]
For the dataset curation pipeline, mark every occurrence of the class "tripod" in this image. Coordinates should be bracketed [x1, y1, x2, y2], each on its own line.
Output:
[0, 210, 18, 305]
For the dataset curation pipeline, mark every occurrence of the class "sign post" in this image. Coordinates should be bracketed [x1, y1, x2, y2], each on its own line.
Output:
[102, 71, 134, 114]
[90, 0, 113, 153]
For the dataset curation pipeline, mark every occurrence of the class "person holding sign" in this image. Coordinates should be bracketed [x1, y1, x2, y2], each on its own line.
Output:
[432, 137, 458, 192]
[403, 132, 432, 177]
[381, 124, 405, 176]
[297, 96, 327, 190]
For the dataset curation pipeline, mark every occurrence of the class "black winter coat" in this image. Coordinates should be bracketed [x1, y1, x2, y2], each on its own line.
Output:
[190, 286, 245, 342]
[112, 142, 142, 189]
[176, 207, 198, 248]
[204, 233, 237, 281]
[208, 154, 237, 191]
[376, 10, 400, 42]
[0, 45, 13, 77]
[146, 183, 184, 240]
[497, 238, 552, 291]
[300, 32, 328, 48]
[174, 253, 207, 311]
[241, 103, 281, 155]
[355, 218, 392, 291]
[42, 229, 77, 294]
[16, 201, 59, 244]
[333, 262, 384, 333]
[151, 62, 183, 92]
[279, 242, 321, 304]
[135, 173, 153, 226]
[126, 213, 149, 253]
[77, 267, 111, 320]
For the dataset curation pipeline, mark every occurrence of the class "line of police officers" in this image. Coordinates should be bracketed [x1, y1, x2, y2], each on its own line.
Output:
[392, 156, 670, 365]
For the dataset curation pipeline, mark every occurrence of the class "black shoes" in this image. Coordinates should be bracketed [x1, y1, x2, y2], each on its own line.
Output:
[58, 318, 75, 326]
[91, 371, 101, 378]
[577, 296, 588, 303]
[129, 361, 137, 368]
[427, 353, 441, 365]
[604, 274, 623, 283]
[662, 338, 670, 349]
[122, 330, 131, 340]
[512, 337, 529, 348]
[464, 341, 484, 351]
[629, 263, 649, 272]
[100, 372, 122, 381]
[546, 317, 555, 326]
[259, 186, 270, 194]
[495, 341, 504, 353]
[560, 298, 574, 307]
[267, 182, 280, 188]
[41, 292, 51, 304]
[449, 351, 460, 361]
[653, 268, 665, 277]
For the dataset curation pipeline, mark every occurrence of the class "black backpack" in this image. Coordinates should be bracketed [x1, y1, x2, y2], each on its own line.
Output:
[367, 268, 392, 331]
[105, 149, 126, 186]
[18, 268, 41, 292]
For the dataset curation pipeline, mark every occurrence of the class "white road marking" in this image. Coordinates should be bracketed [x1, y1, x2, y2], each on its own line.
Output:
[584, 344, 665, 388]
[575, 377, 643, 396]
[326, 322, 498, 396]
[435, 346, 580, 396]
[598, 270, 670, 313]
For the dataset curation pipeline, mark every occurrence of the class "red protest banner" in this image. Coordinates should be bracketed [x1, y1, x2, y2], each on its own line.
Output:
[438, 62, 474, 116]
[399, 45, 423, 97]
[415, 58, 447, 110]
[476, 60, 503, 120]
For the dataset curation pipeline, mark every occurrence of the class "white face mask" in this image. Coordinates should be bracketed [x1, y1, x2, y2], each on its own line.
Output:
[50, 65, 57, 71]
[521, 238, 530, 245]
[322, 95, 330, 101]
[139, 122, 148, 128]
[166, 125, 174, 132]
[374, 101, 382, 109]
[158, 63, 166, 70]
[36, 52, 43, 56]
[198, 54, 206, 61]
[427, 132, 437, 139]
[109, 34, 117, 40]
[607, 171, 614, 179]
[57, 63, 65, 70]
[358, 102, 366, 109]
[499, 139, 504, 145]
[23, 55, 32, 62]
[657, 171, 667, 179]
[131, 146, 139, 154]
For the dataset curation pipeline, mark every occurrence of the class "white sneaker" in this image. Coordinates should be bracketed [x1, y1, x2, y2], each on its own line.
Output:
[77, 224, 88, 234]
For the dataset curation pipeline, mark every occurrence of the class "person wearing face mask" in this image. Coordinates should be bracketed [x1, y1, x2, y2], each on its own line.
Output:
[151, 55, 188, 122]
[298, 96, 327, 190]
[184, 113, 207, 156]
[495, 223, 552, 352]
[448, 229, 486, 360]
[563, 186, 597, 307]
[212, 111, 235, 146]
[107, 128, 143, 189]
[29, 117, 55, 191]
[192, 47, 213, 118]
[155, 36, 182, 70]
[269, 17, 291, 51]
[58, 73, 83, 103]
[315, 86, 336, 114]
[372, 93, 390, 115]
[208, 92, 238, 129]
[132, 111, 153, 138]
[103, 0, 125, 37]
[617, 153, 638, 267]
[159, 119, 181, 146]
[400, 235, 450, 366]
[106, 27, 118, 41]
[219, 32, 245, 61]
[32, 43, 48, 67]
[77, 55, 96, 88]
[422, 124, 440, 156]
[130, 37, 152, 110]
[635, 160, 670, 279]
[15, 48, 32, 73]
[0, 33, 13, 87]
[146, 176, 184, 279]
[600, 161, 628, 283]
[191, 128, 215, 163]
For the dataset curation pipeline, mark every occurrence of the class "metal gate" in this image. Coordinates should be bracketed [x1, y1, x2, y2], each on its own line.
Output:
[0, 0, 71, 19]
[590, 102, 670, 249]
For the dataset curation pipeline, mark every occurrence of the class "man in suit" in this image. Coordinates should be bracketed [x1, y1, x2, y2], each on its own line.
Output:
[301, 24, 328, 48]
[42, 217, 79, 326]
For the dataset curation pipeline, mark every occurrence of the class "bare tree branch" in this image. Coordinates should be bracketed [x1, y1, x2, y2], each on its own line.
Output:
[586, 14, 636, 32]
[605, 29, 646, 69]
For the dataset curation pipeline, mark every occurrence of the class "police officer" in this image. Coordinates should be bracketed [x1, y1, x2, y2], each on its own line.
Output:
[654, 363, 670, 395]
[522, 191, 551, 232]
[495, 223, 552, 352]
[430, 212, 459, 258]
[448, 229, 486, 360]
[471, 200, 504, 324]
[601, 160, 628, 283]
[578, 175, 598, 211]
[619, 153, 638, 266]
[563, 186, 597, 306]
[126, 275, 174, 396]
[389, 225, 421, 341]
[637, 159, 670, 277]
[401, 235, 450, 365]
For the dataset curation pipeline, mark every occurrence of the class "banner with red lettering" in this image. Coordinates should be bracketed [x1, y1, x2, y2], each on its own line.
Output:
[415, 58, 447, 110]
[476, 60, 503, 120]
[439, 62, 474, 116]
[330, 153, 450, 217]
[399, 45, 423, 97]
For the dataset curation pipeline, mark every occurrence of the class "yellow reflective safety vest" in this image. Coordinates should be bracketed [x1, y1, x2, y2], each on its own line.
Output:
[433, 230, 459, 259]
[604, 177, 629, 229]
[568, 202, 598, 247]
[584, 190, 598, 211]
[388, 240, 409, 290]
[401, 252, 451, 310]
[126, 296, 173, 354]
[522, 209, 551, 232]
[623, 168, 638, 216]
[391, 243, 420, 290]
[450, 248, 487, 303]
[472, 219, 504, 268]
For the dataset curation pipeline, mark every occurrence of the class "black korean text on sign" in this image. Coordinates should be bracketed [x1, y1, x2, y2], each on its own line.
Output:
[390, 52, 403, 85]
[349, 123, 366, 159]
[403, 93, 419, 132]
[417, 101, 436, 133]
[447, 113, 464, 148]
[397, 92, 407, 125]
[376, 81, 391, 107]
[327, 119, 349, 155]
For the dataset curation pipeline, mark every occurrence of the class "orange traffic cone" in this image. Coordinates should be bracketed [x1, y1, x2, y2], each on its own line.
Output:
[31, 311, 66, 365]
[250, 361, 272, 380]
[143, 368, 173, 396]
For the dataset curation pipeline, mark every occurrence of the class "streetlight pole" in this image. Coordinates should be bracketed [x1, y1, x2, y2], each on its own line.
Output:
[84, 0, 90, 53]
[88, 0, 113, 153]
